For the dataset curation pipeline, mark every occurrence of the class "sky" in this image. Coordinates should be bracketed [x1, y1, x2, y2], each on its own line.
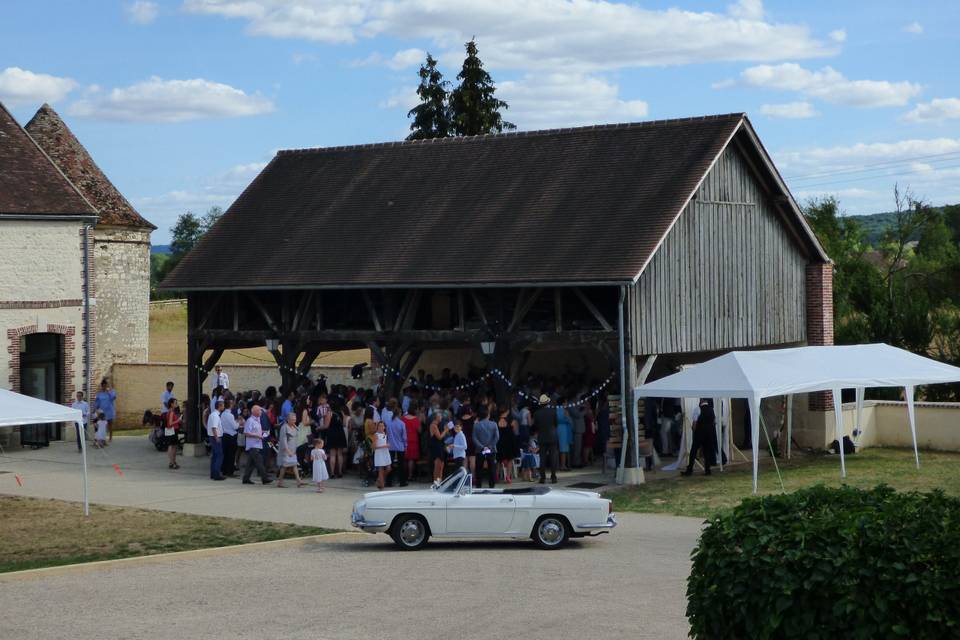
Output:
[1, 0, 958, 243]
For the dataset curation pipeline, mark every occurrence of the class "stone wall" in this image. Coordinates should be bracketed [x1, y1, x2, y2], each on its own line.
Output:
[111, 362, 376, 428]
[93, 225, 150, 382]
[0, 220, 88, 447]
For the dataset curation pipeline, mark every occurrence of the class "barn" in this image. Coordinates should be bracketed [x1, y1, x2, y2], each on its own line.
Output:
[162, 113, 834, 478]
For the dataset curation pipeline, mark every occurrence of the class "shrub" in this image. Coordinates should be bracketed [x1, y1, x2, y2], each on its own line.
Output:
[687, 485, 960, 639]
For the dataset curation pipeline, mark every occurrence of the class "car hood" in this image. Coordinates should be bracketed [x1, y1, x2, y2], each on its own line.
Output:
[360, 489, 436, 502]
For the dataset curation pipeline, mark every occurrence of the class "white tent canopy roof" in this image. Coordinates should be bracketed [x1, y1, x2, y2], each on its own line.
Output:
[0, 388, 82, 427]
[634, 343, 960, 400]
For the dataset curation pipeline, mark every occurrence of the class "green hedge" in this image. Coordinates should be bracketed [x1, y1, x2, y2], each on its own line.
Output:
[687, 485, 960, 639]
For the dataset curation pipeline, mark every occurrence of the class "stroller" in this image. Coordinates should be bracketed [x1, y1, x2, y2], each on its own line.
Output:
[145, 409, 184, 452]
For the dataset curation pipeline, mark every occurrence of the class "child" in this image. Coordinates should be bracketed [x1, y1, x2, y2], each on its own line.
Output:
[447, 420, 467, 469]
[311, 438, 329, 492]
[372, 421, 391, 490]
[521, 429, 540, 482]
[94, 410, 108, 449]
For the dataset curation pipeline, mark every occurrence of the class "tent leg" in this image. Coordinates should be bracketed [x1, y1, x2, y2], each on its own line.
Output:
[854, 387, 865, 446]
[786, 395, 793, 460]
[905, 385, 920, 469]
[78, 420, 89, 517]
[759, 413, 785, 492]
[749, 395, 760, 494]
[832, 388, 846, 479]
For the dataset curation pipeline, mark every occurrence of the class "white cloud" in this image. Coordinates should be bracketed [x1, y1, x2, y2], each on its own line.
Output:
[777, 137, 960, 213]
[902, 98, 960, 124]
[0, 67, 77, 106]
[829, 29, 846, 43]
[182, 0, 836, 71]
[732, 63, 921, 107]
[291, 52, 319, 64]
[353, 47, 425, 70]
[125, 1, 159, 24]
[903, 21, 923, 34]
[760, 101, 818, 119]
[498, 73, 648, 129]
[66, 77, 274, 122]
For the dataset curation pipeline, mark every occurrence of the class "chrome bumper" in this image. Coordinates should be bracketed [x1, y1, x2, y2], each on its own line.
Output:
[351, 511, 388, 533]
[575, 513, 618, 533]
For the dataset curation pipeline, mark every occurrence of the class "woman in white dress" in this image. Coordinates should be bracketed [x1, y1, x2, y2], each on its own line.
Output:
[276, 413, 303, 488]
[372, 421, 391, 490]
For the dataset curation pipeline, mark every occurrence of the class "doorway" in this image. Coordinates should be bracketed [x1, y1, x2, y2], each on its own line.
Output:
[19, 333, 64, 447]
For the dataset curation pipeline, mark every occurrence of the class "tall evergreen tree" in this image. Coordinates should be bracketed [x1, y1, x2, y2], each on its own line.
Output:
[449, 39, 515, 136]
[407, 53, 451, 140]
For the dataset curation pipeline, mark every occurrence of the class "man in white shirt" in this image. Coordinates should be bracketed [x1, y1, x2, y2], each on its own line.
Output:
[242, 405, 271, 484]
[207, 399, 225, 481]
[160, 381, 175, 418]
[220, 398, 239, 477]
[211, 365, 229, 392]
[71, 391, 89, 453]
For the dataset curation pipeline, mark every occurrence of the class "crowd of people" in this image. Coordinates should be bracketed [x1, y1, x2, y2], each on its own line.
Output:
[156, 366, 616, 491]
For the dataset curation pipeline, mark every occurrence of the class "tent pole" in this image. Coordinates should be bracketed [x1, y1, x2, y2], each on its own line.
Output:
[905, 385, 920, 469]
[832, 388, 846, 479]
[78, 420, 89, 516]
[759, 413, 785, 492]
[786, 395, 793, 460]
[854, 387, 865, 446]
[749, 395, 760, 494]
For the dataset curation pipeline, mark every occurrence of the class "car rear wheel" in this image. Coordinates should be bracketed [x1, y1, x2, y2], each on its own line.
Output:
[391, 514, 429, 550]
[533, 515, 569, 549]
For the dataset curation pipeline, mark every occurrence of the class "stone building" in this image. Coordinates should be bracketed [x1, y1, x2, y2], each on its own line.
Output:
[26, 104, 155, 383]
[0, 101, 152, 446]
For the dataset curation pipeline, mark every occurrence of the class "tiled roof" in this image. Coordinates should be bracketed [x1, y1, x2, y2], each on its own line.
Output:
[26, 104, 155, 229]
[163, 114, 746, 289]
[0, 101, 96, 216]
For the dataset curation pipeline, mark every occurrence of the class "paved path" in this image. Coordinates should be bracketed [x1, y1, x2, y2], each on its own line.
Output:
[0, 514, 701, 640]
[0, 436, 703, 639]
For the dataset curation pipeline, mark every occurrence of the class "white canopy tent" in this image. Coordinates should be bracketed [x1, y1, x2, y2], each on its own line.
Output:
[634, 343, 960, 493]
[0, 388, 89, 515]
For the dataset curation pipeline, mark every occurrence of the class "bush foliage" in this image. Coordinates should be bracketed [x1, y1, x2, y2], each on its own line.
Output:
[687, 485, 960, 639]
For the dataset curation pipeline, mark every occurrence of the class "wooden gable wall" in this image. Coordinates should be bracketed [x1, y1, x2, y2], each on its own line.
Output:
[629, 140, 808, 355]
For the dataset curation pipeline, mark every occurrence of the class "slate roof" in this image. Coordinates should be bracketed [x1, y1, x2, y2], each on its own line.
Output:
[25, 104, 155, 229]
[163, 113, 816, 290]
[0, 101, 96, 216]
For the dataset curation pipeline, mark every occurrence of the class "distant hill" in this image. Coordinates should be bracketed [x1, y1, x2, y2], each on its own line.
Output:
[848, 212, 900, 246]
[151, 244, 171, 255]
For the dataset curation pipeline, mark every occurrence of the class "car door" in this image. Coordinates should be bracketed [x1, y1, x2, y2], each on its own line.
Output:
[444, 492, 516, 534]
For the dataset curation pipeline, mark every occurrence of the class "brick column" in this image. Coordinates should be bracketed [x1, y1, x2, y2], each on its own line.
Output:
[806, 262, 834, 410]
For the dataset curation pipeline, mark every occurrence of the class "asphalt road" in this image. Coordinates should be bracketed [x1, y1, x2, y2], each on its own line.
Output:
[0, 512, 702, 640]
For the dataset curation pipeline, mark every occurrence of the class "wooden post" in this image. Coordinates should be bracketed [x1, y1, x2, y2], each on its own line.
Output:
[186, 293, 202, 444]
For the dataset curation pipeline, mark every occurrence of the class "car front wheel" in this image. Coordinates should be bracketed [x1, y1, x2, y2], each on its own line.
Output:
[533, 515, 570, 549]
[391, 514, 430, 550]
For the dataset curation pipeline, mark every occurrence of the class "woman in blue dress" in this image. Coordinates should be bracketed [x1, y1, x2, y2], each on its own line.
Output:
[94, 379, 117, 443]
[556, 400, 573, 471]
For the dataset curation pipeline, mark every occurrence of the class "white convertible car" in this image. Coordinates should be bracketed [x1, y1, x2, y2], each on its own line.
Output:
[350, 467, 616, 550]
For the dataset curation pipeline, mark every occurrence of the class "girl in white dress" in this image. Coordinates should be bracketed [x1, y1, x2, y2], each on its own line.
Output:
[311, 438, 329, 492]
[372, 421, 391, 490]
[94, 410, 108, 448]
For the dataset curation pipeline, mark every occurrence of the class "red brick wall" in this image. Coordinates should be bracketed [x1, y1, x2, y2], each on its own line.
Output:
[806, 262, 834, 411]
[7, 323, 76, 405]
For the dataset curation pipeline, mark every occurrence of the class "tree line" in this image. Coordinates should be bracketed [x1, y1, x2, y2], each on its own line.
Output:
[804, 188, 960, 399]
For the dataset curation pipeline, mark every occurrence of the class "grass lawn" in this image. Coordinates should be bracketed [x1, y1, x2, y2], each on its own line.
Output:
[608, 447, 960, 519]
[0, 496, 334, 573]
[149, 302, 369, 366]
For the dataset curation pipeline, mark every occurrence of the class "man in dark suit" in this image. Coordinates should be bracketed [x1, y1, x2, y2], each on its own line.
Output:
[534, 394, 559, 484]
[682, 399, 717, 477]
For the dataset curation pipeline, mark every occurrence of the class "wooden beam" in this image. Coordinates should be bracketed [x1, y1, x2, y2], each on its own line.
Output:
[361, 290, 383, 332]
[316, 293, 323, 330]
[573, 287, 613, 331]
[457, 291, 465, 331]
[246, 292, 280, 334]
[298, 349, 321, 376]
[366, 341, 388, 367]
[508, 287, 542, 332]
[292, 291, 314, 332]
[469, 290, 489, 327]
[197, 292, 224, 330]
[203, 348, 225, 373]
[554, 287, 563, 333]
[201, 328, 617, 344]
[399, 290, 421, 330]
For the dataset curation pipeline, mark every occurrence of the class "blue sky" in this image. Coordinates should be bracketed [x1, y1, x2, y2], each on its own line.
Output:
[2, 1, 958, 243]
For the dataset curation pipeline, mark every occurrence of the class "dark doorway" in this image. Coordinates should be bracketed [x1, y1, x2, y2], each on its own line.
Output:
[19, 333, 63, 447]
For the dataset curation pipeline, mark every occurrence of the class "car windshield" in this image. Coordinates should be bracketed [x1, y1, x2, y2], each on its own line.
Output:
[434, 468, 466, 494]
